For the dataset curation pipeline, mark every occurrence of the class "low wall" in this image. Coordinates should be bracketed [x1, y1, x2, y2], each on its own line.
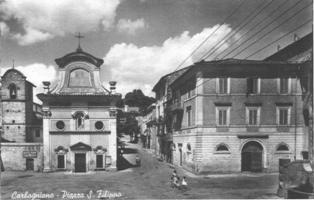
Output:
[2, 143, 43, 171]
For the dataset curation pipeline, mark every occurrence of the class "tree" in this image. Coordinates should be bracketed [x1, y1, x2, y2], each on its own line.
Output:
[124, 89, 155, 113]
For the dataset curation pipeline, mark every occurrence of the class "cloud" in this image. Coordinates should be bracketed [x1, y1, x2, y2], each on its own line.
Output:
[12, 27, 53, 45]
[104, 24, 237, 97]
[0, 0, 121, 45]
[0, 63, 57, 103]
[117, 18, 146, 35]
[0, 22, 10, 37]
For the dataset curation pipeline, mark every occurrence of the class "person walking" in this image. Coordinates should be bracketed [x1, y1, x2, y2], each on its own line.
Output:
[180, 176, 188, 191]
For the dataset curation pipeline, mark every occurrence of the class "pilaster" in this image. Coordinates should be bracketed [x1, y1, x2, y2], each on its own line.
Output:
[108, 108, 117, 170]
[42, 108, 51, 172]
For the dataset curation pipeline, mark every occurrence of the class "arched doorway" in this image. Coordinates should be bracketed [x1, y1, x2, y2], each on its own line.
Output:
[241, 141, 263, 172]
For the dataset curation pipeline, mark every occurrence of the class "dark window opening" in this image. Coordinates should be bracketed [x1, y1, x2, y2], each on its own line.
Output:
[187, 143, 191, 151]
[35, 130, 40, 137]
[95, 121, 104, 130]
[9, 83, 17, 99]
[277, 144, 289, 151]
[216, 144, 229, 151]
[56, 121, 65, 130]
[186, 106, 192, 126]
[280, 78, 289, 94]
[247, 78, 258, 94]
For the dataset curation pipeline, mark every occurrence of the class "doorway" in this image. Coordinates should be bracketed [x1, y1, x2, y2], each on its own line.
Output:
[26, 158, 34, 171]
[75, 153, 86, 172]
[179, 149, 182, 166]
[241, 141, 263, 172]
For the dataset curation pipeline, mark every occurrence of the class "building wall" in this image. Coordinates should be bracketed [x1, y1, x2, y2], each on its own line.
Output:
[173, 127, 304, 173]
[2, 143, 43, 171]
[172, 75, 305, 173]
[49, 134, 110, 171]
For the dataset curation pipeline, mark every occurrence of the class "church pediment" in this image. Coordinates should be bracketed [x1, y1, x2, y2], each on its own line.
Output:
[55, 49, 104, 68]
[70, 142, 92, 151]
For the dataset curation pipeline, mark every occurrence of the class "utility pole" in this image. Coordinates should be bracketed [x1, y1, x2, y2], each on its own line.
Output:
[310, 50, 314, 167]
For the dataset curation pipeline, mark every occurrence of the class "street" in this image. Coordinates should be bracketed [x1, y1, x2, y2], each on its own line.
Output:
[1, 139, 280, 199]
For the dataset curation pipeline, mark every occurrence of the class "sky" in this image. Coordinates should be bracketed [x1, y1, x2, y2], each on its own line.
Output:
[0, 0, 312, 103]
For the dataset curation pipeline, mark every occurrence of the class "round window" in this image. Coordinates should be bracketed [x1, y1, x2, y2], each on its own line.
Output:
[56, 121, 65, 130]
[95, 121, 104, 130]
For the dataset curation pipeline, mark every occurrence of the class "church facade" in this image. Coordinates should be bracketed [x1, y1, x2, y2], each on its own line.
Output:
[38, 46, 121, 172]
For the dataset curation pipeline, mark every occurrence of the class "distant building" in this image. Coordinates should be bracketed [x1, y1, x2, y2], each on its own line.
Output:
[137, 104, 158, 152]
[38, 46, 121, 172]
[124, 105, 140, 113]
[152, 67, 190, 162]
[167, 59, 307, 173]
[1, 68, 43, 171]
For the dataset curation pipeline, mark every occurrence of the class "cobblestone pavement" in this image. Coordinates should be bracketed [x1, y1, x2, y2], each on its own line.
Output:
[1, 140, 280, 199]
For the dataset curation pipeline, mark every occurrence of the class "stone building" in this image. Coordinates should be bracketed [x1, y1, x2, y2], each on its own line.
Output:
[37, 46, 121, 172]
[1, 68, 43, 171]
[167, 59, 307, 173]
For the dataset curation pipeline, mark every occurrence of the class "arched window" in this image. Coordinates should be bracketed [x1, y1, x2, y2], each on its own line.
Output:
[216, 143, 229, 151]
[276, 143, 289, 151]
[8, 83, 17, 99]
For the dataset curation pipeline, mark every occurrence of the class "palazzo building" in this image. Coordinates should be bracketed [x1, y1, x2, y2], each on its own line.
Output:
[38, 46, 121, 172]
[163, 58, 307, 174]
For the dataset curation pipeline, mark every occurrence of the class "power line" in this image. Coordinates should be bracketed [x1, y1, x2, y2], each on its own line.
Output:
[216, 0, 301, 59]
[245, 19, 312, 59]
[231, 2, 312, 58]
[171, 0, 246, 73]
[199, 0, 274, 61]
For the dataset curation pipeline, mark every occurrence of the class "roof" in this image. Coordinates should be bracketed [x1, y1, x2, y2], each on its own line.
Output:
[265, 32, 313, 61]
[170, 58, 306, 89]
[1, 68, 36, 87]
[55, 48, 104, 68]
[152, 66, 191, 92]
[36, 92, 122, 104]
[1, 68, 26, 79]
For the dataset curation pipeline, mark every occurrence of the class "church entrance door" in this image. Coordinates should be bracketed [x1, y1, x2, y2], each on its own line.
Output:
[75, 153, 86, 172]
